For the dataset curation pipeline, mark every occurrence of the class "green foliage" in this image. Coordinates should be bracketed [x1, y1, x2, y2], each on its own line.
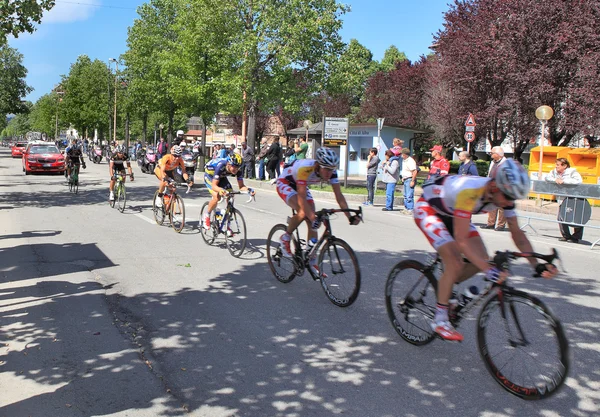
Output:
[0, 44, 32, 115]
[29, 93, 59, 137]
[379, 45, 408, 72]
[0, 0, 55, 43]
[3, 112, 31, 137]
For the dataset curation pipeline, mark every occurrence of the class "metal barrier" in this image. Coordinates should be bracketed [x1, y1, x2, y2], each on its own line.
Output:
[516, 181, 600, 249]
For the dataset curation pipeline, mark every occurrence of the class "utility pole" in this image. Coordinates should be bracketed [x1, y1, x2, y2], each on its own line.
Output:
[109, 58, 119, 143]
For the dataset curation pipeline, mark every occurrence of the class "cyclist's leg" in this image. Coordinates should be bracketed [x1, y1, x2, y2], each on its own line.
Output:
[109, 167, 117, 192]
[204, 174, 223, 213]
[276, 179, 304, 234]
[154, 166, 167, 194]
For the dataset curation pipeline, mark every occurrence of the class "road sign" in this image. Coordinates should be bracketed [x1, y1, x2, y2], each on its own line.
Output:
[465, 132, 476, 142]
[465, 113, 476, 127]
[465, 126, 475, 132]
[324, 117, 349, 142]
[324, 138, 347, 147]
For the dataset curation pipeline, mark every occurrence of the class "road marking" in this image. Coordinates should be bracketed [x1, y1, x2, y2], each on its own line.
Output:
[240, 204, 278, 216]
[135, 213, 156, 225]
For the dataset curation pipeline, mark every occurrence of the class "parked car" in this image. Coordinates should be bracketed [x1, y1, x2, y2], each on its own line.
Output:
[22, 142, 65, 175]
[11, 142, 27, 158]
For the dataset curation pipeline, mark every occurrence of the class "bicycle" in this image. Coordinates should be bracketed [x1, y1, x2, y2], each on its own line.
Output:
[384, 249, 569, 400]
[152, 180, 186, 233]
[68, 164, 81, 194]
[109, 172, 130, 213]
[199, 191, 254, 258]
[266, 207, 363, 307]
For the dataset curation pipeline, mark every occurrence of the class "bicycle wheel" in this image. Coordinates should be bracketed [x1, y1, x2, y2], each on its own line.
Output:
[317, 238, 361, 307]
[225, 208, 247, 258]
[385, 260, 438, 346]
[68, 178, 73, 193]
[477, 287, 569, 400]
[73, 180, 78, 195]
[266, 224, 298, 283]
[117, 183, 126, 213]
[152, 190, 165, 225]
[199, 202, 218, 244]
[170, 195, 185, 233]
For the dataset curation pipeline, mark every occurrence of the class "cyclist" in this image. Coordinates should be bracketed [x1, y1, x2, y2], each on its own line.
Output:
[109, 145, 134, 202]
[154, 145, 192, 207]
[65, 139, 86, 179]
[202, 153, 255, 230]
[276, 147, 361, 276]
[414, 159, 557, 342]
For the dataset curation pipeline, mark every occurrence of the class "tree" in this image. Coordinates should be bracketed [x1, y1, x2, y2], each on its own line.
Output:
[0, 44, 32, 115]
[3, 109, 31, 137]
[29, 93, 59, 137]
[0, 0, 55, 43]
[379, 45, 408, 72]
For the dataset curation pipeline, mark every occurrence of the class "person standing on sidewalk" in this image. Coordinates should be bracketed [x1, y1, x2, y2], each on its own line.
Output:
[426, 145, 449, 183]
[266, 137, 281, 183]
[295, 137, 309, 160]
[458, 151, 479, 176]
[481, 146, 507, 231]
[381, 150, 400, 211]
[241, 141, 255, 178]
[257, 138, 270, 180]
[545, 158, 584, 243]
[364, 148, 379, 206]
[157, 137, 169, 159]
[400, 148, 418, 214]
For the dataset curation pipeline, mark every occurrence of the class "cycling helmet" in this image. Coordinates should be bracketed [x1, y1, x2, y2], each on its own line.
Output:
[228, 153, 243, 167]
[316, 147, 339, 168]
[492, 159, 530, 200]
[115, 145, 126, 154]
[176, 130, 184, 137]
[171, 145, 182, 156]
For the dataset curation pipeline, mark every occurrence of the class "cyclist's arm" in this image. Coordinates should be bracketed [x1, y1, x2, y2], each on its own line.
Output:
[211, 177, 225, 194]
[126, 160, 133, 174]
[297, 183, 315, 222]
[506, 216, 539, 269]
[453, 216, 491, 273]
[331, 182, 352, 220]
[179, 159, 189, 181]
[237, 178, 249, 192]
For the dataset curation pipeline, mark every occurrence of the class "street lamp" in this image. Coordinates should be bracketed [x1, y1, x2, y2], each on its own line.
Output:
[54, 90, 64, 141]
[535, 105, 554, 182]
[109, 58, 119, 144]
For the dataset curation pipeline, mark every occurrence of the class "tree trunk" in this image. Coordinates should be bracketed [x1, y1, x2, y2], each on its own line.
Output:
[168, 101, 174, 144]
[247, 100, 257, 151]
[200, 123, 207, 169]
[142, 111, 147, 143]
[125, 112, 130, 148]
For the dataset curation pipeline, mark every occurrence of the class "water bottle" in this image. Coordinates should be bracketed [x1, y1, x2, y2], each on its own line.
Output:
[306, 237, 318, 255]
[215, 208, 222, 223]
[462, 285, 480, 304]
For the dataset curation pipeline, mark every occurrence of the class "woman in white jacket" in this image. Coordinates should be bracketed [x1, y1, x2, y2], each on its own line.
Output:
[545, 158, 584, 242]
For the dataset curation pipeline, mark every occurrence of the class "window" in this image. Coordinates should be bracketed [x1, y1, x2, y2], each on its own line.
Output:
[349, 151, 358, 161]
[360, 148, 371, 160]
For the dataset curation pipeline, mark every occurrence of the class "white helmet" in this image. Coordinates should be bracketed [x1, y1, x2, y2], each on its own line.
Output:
[176, 130, 184, 137]
[315, 147, 339, 168]
[171, 145, 182, 156]
[493, 159, 530, 200]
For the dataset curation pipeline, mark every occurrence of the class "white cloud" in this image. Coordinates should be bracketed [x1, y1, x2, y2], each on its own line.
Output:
[42, 0, 101, 24]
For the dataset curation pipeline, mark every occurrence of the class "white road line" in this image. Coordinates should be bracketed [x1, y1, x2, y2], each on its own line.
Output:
[135, 213, 156, 224]
[239, 204, 278, 216]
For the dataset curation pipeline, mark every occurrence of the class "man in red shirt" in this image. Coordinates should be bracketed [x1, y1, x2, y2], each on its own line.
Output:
[427, 145, 450, 181]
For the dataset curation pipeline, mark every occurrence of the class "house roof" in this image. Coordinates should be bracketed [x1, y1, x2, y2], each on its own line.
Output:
[185, 130, 212, 136]
[286, 122, 324, 135]
[286, 121, 431, 136]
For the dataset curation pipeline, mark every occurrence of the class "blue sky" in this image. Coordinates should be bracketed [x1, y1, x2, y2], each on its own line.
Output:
[9, 0, 451, 103]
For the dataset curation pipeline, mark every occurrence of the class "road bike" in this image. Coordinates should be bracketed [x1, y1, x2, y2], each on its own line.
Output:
[266, 207, 362, 307]
[152, 180, 186, 233]
[68, 164, 81, 194]
[109, 172, 130, 213]
[199, 191, 254, 258]
[384, 249, 569, 400]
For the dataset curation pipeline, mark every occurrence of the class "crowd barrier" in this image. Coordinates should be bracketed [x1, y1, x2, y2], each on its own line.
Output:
[516, 181, 600, 249]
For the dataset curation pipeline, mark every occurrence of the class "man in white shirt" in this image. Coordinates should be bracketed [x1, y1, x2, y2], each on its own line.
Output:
[481, 146, 507, 231]
[400, 148, 418, 214]
[545, 158, 584, 243]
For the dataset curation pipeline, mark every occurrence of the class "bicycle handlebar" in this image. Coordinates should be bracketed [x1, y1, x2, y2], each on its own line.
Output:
[316, 207, 363, 221]
[492, 249, 561, 277]
[223, 190, 256, 204]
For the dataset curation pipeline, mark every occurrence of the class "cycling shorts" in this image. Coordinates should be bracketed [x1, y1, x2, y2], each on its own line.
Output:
[204, 173, 233, 196]
[276, 179, 314, 206]
[154, 167, 175, 181]
[414, 197, 480, 250]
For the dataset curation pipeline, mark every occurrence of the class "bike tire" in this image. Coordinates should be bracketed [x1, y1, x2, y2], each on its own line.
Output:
[170, 195, 185, 233]
[385, 260, 438, 346]
[317, 237, 361, 307]
[199, 202, 217, 245]
[266, 224, 298, 283]
[74, 180, 78, 195]
[477, 287, 569, 400]
[68, 179, 73, 193]
[152, 190, 165, 225]
[117, 184, 126, 213]
[225, 208, 247, 258]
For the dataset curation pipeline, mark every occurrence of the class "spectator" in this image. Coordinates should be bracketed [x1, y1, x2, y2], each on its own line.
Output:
[157, 137, 169, 159]
[295, 136, 309, 160]
[390, 137, 404, 157]
[257, 138, 270, 180]
[400, 148, 418, 215]
[241, 141, 255, 179]
[229, 143, 236, 156]
[217, 144, 229, 159]
[284, 139, 296, 164]
[427, 145, 450, 182]
[212, 144, 221, 160]
[458, 151, 479, 176]
[481, 146, 507, 231]
[266, 137, 281, 183]
[363, 147, 379, 206]
[381, 149, 400, 211]
[546, 158, 584, 243]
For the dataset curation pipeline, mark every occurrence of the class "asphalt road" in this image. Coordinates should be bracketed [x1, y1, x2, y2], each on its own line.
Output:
[1, 148, 599, 417]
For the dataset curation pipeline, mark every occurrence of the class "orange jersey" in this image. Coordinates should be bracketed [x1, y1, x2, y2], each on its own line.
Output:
[158, 154, 184, 172]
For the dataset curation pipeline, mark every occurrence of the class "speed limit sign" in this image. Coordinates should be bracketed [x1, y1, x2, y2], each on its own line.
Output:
[464, 132, 476, 142]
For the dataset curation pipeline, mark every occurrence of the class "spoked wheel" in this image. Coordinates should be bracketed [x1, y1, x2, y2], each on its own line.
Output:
[477, 287, 569, 400]
[225, 208, 247, 258]
[170, 195, 185, 233]
[385, 260, 438, 345]
[317, 238, 361, 307]
[199, 202, 218, 244]
[116, 184, 126, 213]
[266, 224, 298, 283]
[152, 190, 165, 225]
